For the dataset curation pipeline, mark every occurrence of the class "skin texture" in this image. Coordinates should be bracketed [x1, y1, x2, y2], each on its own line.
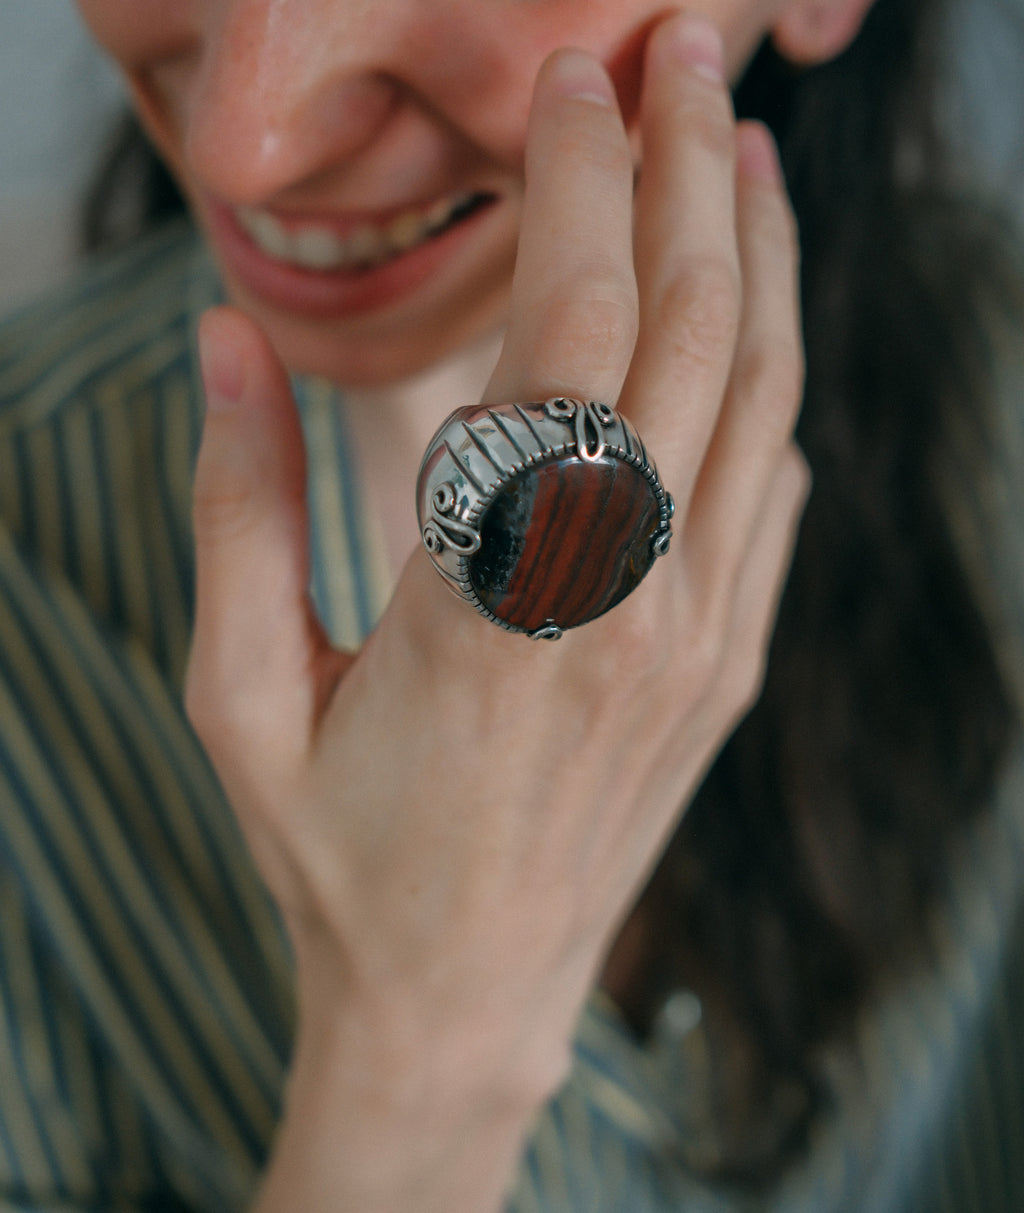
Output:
[75, 0, 868, 386]
[74, 0, 873, 1207]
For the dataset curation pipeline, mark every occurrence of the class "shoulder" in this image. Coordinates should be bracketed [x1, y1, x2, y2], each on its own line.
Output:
[0, 219, 218, 439]
[0, 221, 219, 677]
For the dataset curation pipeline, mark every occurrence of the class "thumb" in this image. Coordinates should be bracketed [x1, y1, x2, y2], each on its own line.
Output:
[186, 306, 335, 765]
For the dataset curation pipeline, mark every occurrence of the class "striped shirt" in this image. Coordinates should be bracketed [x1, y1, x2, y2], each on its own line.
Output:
[0, 221, 1022, 1211]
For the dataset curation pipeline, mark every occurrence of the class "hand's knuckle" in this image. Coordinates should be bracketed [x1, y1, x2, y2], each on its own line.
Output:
[748, 179, 800, 252]
[653, 256, 740, 370]
[614, 608, 667, 675]
[567, 120, 634, 180]
[192, 482, 254, 539]
[731, 342, 805, 436]
[531, 283, 638, 379]
[682, 96, 735, 162]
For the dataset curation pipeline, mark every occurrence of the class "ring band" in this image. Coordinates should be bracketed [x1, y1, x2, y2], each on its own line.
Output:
[416, 397, 673, 640]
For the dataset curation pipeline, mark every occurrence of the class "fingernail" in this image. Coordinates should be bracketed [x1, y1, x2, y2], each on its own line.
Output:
[549, 48, 616, 106]
[738, 122, 782, 184]
[198, 311, 244, 412]
[665, 13, 725, 83]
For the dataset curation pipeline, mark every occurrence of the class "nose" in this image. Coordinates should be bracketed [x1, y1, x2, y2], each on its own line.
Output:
[185, 0, 410, 203]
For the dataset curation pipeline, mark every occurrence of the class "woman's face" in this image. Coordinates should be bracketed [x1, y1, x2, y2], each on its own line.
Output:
[77, 0, 796, 386]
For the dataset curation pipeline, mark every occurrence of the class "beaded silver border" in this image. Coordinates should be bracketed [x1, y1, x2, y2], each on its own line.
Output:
[416, 397, 674, 639]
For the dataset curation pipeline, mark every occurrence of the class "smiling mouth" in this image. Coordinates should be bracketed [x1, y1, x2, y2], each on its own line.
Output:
[235, 192, 494, 273]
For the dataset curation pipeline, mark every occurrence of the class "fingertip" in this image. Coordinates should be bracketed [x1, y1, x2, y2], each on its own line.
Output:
[541, 47, 617, 107]
[198, 306, 250, 410]
[192, 304, 306, 537]
[650, 11, 726, 84]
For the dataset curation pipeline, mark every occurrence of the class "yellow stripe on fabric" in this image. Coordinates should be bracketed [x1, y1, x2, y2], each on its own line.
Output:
[0, 885, 67, 1192]
[0, 231, 195, 422]
[148, 372, 200, 681]
[302, 383, 365, 652]
[0, 519, 289, 1115]
[572, 1003, 675, 1147]
[0, 599, 262, 1174]
[4, 335, 195, 634]
[564, 1083, 631, 1205]
[0, 426, 23, 536]
[114, 630, 294, 1093]
[0, 718, 253, 1201]
[107, 1069, 153, 1204]
[119, 383, 193, 675]
[0, 557, 283, 1125]
[21, 421, 67, 578]
[0, 879, 93, 1196]
[0, 304, 183, 441]
[161, 373, 200, 542]
[62, 395, 112, 622]
[52, 992, 109, 1188]
[94, 383, 158, 650]
[528, 1107, 574, 1213]
[34, 528, 293, 1051]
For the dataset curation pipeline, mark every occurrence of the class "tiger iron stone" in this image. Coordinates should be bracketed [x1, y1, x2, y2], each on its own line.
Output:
[469, 453, 662, 634]
[417, 398, 672, 637]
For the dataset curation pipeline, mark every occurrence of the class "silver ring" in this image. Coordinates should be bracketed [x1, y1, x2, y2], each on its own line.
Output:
[416, 397, 674, 640]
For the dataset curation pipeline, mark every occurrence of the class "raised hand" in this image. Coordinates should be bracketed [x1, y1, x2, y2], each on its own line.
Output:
[186, 13, 807, 1211]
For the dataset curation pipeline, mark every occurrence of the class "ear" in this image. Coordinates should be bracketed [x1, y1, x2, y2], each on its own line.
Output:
[770, 0, 877, 67]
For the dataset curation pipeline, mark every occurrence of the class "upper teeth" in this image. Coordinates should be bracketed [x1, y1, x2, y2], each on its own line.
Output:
[236, 194, 475, 271]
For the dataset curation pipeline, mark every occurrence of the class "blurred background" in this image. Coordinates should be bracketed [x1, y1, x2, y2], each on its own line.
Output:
[1, 0, 1021, 319]
[0, 0, 123, 314]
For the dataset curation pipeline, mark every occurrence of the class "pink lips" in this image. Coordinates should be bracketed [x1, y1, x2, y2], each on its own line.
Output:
[203, 193, 498, 318]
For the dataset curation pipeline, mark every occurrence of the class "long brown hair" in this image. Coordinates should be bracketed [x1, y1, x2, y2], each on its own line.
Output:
[627, 0, 1022, 1178]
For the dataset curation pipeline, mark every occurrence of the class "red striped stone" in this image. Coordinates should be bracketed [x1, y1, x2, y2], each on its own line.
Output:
[468, 453, 661, 633]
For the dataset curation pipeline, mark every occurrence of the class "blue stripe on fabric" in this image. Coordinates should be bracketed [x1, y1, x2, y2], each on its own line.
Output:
[330, 401, 375, 638]
[0, 842, 70, 1195]
[3, 542, 288, 1127]
[25, 913, 71, 1113]
[0, 782, 249, 1212]
[150, 366, 202, 622]
[10, 430, 35, 556]
[0, 1094, 27, 1204]
[0, 727, 198, 1133]
[85, 1023, 120, 1201]
[2, 228, 193, 359]
[0, 608, 268, 1166]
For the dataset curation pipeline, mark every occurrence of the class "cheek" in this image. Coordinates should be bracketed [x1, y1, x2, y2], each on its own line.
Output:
[76, 0, 195, 65]
[413, 0, 656, 165]
[76, 0, 200, 177]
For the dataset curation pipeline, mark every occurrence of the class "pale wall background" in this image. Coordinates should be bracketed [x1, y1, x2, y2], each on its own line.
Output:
[0, 1, 123, 316]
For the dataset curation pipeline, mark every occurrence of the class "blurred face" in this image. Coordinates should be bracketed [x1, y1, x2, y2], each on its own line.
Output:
[77, 0, 788, 387]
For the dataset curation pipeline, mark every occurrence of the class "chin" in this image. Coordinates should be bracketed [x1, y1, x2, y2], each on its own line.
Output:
[228, 284, 511, 391]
